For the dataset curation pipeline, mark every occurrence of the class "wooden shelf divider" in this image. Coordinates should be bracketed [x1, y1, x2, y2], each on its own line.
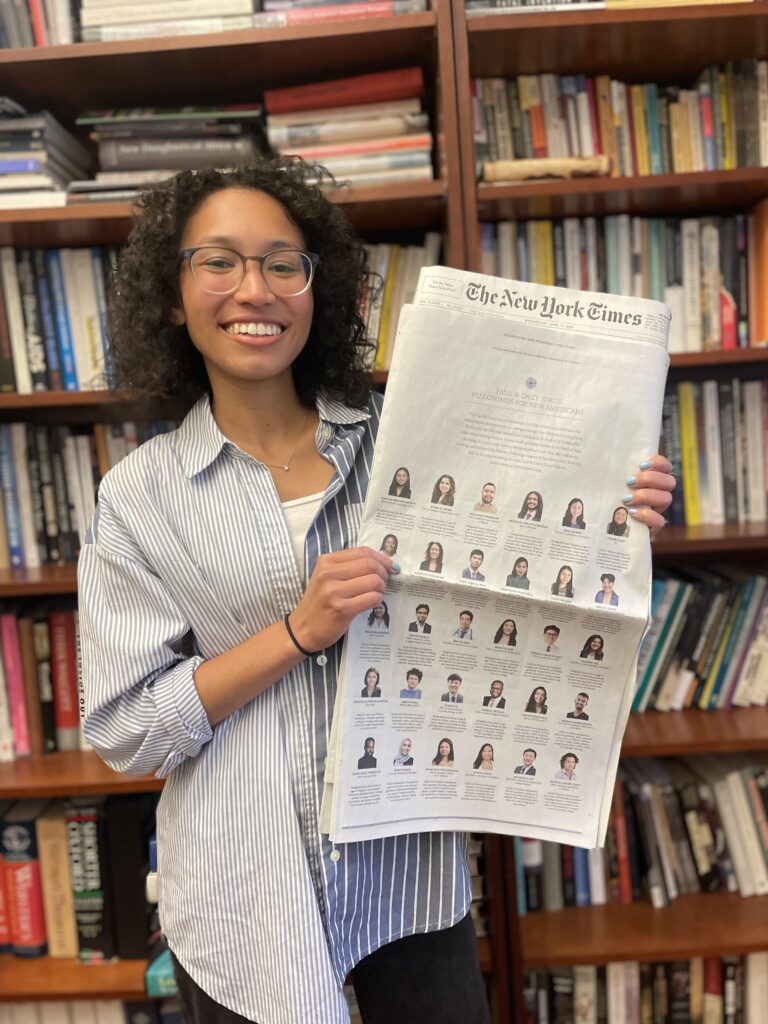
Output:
[622, 707, 768, 757]
[0, 955, 149, 1002]
[0, 750, 162, 799]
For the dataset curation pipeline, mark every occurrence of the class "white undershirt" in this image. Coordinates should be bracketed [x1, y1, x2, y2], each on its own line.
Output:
[281, 491, 325, 585]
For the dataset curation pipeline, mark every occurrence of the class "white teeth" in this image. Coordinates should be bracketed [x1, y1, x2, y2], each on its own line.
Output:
[226, 323, 283, 336]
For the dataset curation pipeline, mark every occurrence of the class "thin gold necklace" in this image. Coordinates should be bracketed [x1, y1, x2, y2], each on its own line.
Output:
[259, 407, 309, 472]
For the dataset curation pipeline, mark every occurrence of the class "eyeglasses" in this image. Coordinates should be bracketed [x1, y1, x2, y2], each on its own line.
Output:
[179, 246, 319, 297]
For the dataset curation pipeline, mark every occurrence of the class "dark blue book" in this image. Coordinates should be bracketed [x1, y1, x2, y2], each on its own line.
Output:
[0, 423, 24, 567]
[573, 846, 591, 906]
[44, 250, 78, 391]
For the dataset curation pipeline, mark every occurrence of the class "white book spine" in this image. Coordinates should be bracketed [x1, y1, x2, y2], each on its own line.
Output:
[93, 1003, 126, 1024]
[80, 0, 254, 27]
[36, 1003, 72, 1024]
[703, 379, 725, 524]
[746, 952, 768, 1024]
[744, 381, 766, 522]
[576, 90, 595, 158]
[714, 776, 755, 896]
[71, 249, 106, 389]
[8, 1005, 39, 1024]
[573, 965, 598, 1024]
[758, 62, 768, 167]
[10, 423, 41, 569]
[563, 218, 582, 290]
[722, 579, 768, 708]
[681, 219, 702, 351]
[587, 846, 607, 905]
[585, 218, 599, 292]
[0, 249, 32, 394]
[726, 770, 768, 894]
[496, 221, 517, 280]
[62, 433, 86, 546]
[606, 963, 628, 1024]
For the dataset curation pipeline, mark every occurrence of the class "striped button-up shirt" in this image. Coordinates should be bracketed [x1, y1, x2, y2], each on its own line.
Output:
[79, 393, 470, 1024]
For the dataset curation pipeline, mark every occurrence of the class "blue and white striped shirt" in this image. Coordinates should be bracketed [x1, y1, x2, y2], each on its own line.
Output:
[78, 393, 470, 1024]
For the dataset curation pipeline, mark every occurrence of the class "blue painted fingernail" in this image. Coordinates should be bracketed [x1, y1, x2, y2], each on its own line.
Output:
[639, 460, 652, 470]
[392, 562, 401, 573]
[626, 475, 637, 486]
[622, 494, 633, 503]
[628, 507, 638, 516]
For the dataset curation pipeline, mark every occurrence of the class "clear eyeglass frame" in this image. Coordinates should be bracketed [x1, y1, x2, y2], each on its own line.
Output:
[179, 245, 320, 297]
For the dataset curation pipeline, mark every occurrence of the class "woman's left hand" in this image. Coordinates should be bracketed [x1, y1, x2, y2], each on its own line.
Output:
[623, 455, 676, 539]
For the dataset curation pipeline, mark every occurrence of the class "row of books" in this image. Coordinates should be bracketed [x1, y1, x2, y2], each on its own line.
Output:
[0, 794, 157, 961]
[663, 378, 768, 529]
[523, 954, 767, 1024]
[518, 755, 768, 914]
[635, 568, 768, 713]
[472, 61, 768, 179]
[0, 421, 174, 573]
[264, 66, 435, 188]
[0, 105, 91, 209]
[0, 1001, 183, 1024]
[478, 213, 753, 353]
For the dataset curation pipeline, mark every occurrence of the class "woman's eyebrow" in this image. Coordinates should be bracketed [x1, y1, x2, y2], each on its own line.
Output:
[195, 235, 301, 249]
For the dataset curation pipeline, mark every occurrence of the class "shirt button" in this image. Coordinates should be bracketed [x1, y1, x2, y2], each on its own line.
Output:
[316, 654, 328, 666]
[330, 849, 341, 863]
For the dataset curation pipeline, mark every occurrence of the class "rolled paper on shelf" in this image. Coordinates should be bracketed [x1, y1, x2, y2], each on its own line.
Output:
[481, 155, 613, 183]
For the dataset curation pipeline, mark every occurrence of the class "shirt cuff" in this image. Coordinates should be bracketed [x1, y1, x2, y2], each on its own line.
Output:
[152, 655, 214, 777]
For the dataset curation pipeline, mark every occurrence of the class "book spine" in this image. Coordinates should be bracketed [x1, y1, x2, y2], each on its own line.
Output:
[65, 800, 116, 961]
[0, 424, 24, 568]
[0, 247, 32, 394]
[10, 422, 41, 570]
[33, 249, 63, 392]
[264, 66, 424, 116]
[677, 381, 701, 526]
[15, 249, 48, 392]
[49, 610, 79, 752]
[1, 614, 30, 757]
[36, 807, 79, 958]
[44, 251, 78, 392]
[0, 853, 10, 949]
[1, 811, 47, 956]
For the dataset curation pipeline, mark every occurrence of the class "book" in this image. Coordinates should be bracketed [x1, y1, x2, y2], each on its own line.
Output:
[1, 799, 49, 956]
[36, 802, 79, 958]
[264, 67, 425, 116]
[64, 797, 116, 962]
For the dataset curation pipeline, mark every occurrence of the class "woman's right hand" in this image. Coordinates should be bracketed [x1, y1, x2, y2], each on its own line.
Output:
[289, 547, 398, 653]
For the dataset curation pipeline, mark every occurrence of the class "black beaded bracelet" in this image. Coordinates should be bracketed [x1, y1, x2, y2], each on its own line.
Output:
[284, 613, 314, 658]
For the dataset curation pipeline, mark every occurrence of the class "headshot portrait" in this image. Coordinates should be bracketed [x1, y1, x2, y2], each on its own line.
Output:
[431, 474, 456, 507]
[399, 668, 423, 700]
[473, 743, 494, 772]
[441, 673, 464, 704]
[607, 506, 630, 537]
[567, 692, 590, 720]
[367, 600, 390, 629]
[379, 533, 398, 556]
[595, 573, 619, 606]
[393, 738, 413, 766]
[580, 634, 605, 661]
[543, 625, 560, 653]
[432, 737, 455, 766]
[506, 556, 530, 590]
[419, 540, 444, 573]
[361, 667, 381, 699]
[518, 491, 543, 521]
[555, 752, 579, 780]
[562, 498, 586, 530]
[388, 467, 411, 499]
[524, 686, 548, 715]
[461, 549, 485, 582]
[453, 610, 474, 640]
[482, 680, 506, 709]
[358, 737, 377, 770]
[493, 619, 517, 647]
[513, 748, 537, 776]
[550, 565, 574, 599]
[474, 482, 497, 514]
[408, 603, 431, 634]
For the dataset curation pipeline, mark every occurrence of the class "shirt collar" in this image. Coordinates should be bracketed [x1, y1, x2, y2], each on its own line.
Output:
[174, 391, 371, 479]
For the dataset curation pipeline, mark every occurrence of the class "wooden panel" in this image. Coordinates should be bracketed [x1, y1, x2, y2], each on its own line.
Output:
[0, 751, 162, 798]
[652, 521, 768, 556]
[622, 708, 768, 756]
[466, 3, 768, 81]
[0, 565, 77, 596]
[519, 892, 768, 966]
[0, 956, 148, 1000]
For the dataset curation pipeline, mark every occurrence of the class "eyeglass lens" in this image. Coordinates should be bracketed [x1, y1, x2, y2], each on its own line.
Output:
[189, 247, 313, 295]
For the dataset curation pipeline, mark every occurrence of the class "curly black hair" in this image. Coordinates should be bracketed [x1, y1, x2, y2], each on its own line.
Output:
[107, 158, 371, 407]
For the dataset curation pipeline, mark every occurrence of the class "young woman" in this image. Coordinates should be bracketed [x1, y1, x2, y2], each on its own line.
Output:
[432, 738, 455, 766]
[379, 533, 398, 556]
[607, 505, 630, 536]
[580, 635, 605, 660]
[78, 159, 674, 1024]
[361, 667, 382, 698]
[388, 466, 411, 498]
[562, 498, 586, 529]
[419, 540, 444, 573]
[493, 619, 517, 646]
[367, 600, 390, 629]
[431, 474, 456, 506]
[550, 565, 574, 599]
[505, 556, 530, 590]
[472, 743, 494, 771]
[525, 686, 548, 715]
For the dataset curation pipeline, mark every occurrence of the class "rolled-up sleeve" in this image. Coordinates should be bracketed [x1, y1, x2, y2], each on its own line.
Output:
[78, 490, 214, 778]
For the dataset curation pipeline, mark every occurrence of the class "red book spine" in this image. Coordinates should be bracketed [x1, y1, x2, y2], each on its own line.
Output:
[611, 778, 633, 905]
[2, 811, 47, 957]
[720, 287, 738, 349]
[27, 0, 48, 47]
[0, 614, 29, 757]
[48, 611, 79, 752]
[586, 77, 601, 155]
[285, 132, 431, 159]
[0, 854, 11, 950]
[264, 66, 424, 115]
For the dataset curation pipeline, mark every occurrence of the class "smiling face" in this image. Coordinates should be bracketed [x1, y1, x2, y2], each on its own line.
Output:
[574, 693, 589, 714]
[396, 469, 409, 487]
[481, 744, 493, 761]
[564, 755, 576, 772]
[416, 606, 428, 624]
[428, 543, 441, 561]
[373, 603, 385, 619]
[502, 620, 515, 636]
[175, 188, 314, 396]
[590, 636, 603, 652]
[447, 677, 461, 695]
[522, 750, 536, 767]
[526, 493, 538, 509]
[365, 670, 378, 689]
[515, 560, 528, 576]
[365, 739, 374, 756]
[439, 476, 451, 494]
[438, 741, 451, 758]
[400, 739, 412, 757]
[602, 578, 614, 594]
[534, 687, 546, 705]
[481, 484, 496, 504]
[382, 535, 397, 555]
[406, 673, 420, 690]
[559, 567, 572, 586]
[469, 552, 484, 570]
[613, 507, 628, 526]
[490, 680, 503, 698]
[569, 500, 583, 519]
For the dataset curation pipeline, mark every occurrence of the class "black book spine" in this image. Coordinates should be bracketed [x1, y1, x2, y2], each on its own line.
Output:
[105, 794, 156, 959]
[15, 248, 49, 391]
[32, 616, 57, 754]
[0, 269, 17, 392]
[65, 798, 116, 961]
[48, 426, 77, 562]
[34, 425, 62, 565]
[32, 249, 63, 392]
[25, 424, 48, 565]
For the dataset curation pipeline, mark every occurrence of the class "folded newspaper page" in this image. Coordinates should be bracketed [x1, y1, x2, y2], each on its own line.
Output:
[321, 267, 670, 849]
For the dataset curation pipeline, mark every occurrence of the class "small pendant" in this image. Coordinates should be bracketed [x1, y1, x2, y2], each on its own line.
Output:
[283, 465, 290, 471]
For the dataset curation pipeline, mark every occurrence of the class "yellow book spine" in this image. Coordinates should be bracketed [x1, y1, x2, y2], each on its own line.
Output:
[669, 102, 684, 174]
[631, 84, 650, 176]
[538, 220, 555, 286]
[677, 381, 701, 526]
[720, 70, 735, 171]
[698, 589, 741, 709]
[373, 244, 399, 371]
[37, 807, 80, 958]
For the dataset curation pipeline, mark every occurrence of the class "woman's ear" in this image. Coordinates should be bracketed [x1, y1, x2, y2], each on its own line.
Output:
[171, 306, 186, 326]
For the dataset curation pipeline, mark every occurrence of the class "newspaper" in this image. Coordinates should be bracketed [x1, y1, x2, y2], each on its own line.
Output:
[320, 266, 670, 849]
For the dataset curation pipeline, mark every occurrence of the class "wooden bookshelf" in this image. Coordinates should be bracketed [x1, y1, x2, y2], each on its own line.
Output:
[0, 954, 149, 1002]
[0, 565, 78, 596]
[0, 750, 162, 799]
[652, 521, 768, 556]
[518, 891, 768, 967]
[622, 707, 768, 757]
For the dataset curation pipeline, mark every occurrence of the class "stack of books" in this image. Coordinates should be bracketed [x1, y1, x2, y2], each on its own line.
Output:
[0, 104, 91, 210]
[252, 0, 427, 28]
[466, 0, 605, 16]
[77, 0, 258, 43]
[472, 61, 768, 179]
[69, 105, 267, 202]
[264, 66, 434, 188]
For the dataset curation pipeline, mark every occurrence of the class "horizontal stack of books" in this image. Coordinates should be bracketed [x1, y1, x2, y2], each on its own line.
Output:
[264, 66, 434, 188]
[252, 0, 427, 29]
[69, 105, 267, 202]
[472, 60, 768, 179]
[663, 378, 767, 527]
[466, 0, 605, 16]
[524, 955, 767, 1024]
[77, 0, 258, 43]
[0, 104, 91, 210]
[518, 755, 768, 912]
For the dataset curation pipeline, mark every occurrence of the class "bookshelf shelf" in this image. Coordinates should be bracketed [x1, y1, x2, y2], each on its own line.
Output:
[622, 707, 768, 757]
[0, 566, 78, 596]
[518, 891, 768, 967]
[652, 521, 768, 556]
[0, 954, 148, 1002]
[0, 750, 162, 799]
[669, 348, 768, 371]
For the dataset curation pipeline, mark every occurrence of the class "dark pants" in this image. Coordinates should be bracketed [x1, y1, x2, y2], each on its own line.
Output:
[171, 913, 491, 1024]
